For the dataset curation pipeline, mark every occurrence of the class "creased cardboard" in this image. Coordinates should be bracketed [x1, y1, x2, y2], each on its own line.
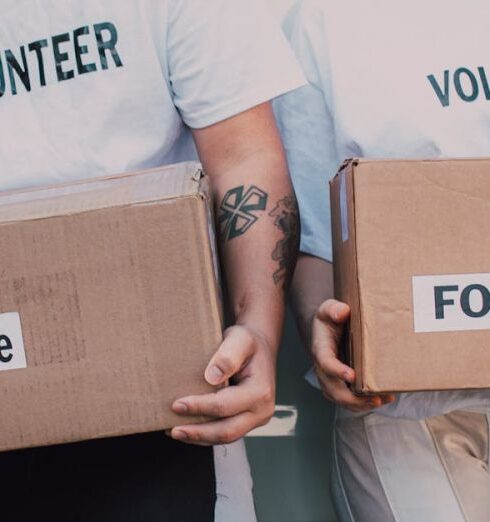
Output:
[0, 162, 222, 451]
[331, 158, 490, 393]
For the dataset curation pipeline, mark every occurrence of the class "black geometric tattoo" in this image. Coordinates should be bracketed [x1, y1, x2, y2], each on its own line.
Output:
[269, 193, 300, 291]
[218, 185, 268, 241]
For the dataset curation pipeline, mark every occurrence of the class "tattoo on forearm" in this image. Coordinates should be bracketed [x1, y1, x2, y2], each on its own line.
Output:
[269, 193, 300, 291]
[218, 185, 268, 241]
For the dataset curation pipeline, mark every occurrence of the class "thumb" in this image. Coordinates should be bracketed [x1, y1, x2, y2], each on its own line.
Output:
[316, 299, 350, 326]
[204, 326, 256, 385]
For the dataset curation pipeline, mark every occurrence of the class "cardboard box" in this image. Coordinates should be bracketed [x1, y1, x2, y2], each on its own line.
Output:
[0, 161, 222, 451]
[330, 158, 490, 393]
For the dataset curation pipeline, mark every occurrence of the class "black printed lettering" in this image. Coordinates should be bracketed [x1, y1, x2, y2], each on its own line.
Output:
[0, 56, 5, 97]
[94, 22, 123, 70]
[460, 284, 490, 318]
[428, 66, 490, 107]
[28, 39, 49, 87]
[454, 67, 479, 102]
[434, 285, 458, 319]
[52, 33, 75, 82]
[6, 47, 31, 95]
[0, 21, 124, 99]
[0, 335, 13, 364]
[74, 26, 97, 75]
[478, 66, 490, 100]
[427, 71, 450, 108]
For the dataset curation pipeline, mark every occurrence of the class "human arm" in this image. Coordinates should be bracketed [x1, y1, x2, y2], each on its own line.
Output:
[276, 2, 394, 412]
[170, 102, 299, 445]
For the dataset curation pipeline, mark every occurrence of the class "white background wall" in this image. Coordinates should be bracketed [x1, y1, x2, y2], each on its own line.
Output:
[269, 0, 297, 19]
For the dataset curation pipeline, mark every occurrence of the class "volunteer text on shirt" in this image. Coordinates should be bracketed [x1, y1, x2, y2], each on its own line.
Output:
[0, 22, 123, 97]
[428, 66, 490, 107]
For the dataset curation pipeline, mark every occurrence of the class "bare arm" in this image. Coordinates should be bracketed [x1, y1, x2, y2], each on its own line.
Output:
[290, 254, 335, 348]
[170, 102, 299, 445]
[196, 101, 298, 348]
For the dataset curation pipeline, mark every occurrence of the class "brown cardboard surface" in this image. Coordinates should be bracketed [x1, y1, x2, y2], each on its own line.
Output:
[330, 161, 363, 389]
[0, 162, 222, 451]
[331, 158, 490, 393]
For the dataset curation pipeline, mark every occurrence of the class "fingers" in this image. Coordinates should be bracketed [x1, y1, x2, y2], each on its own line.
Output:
[316, 371, 372, 412]
[172, 327, 276, 445]
[204, 326, 256, 385]
[381, 394, 396, 405]
[172, 379, 274, 420]
[316, 369, 396, 413]
[316, 299, 350, 325]
[314, 350, 354, 383]
[312, 299, 397, 412]
[311, 300, 350, 362]
[312, 298, 363, 411]
[171, 412, 258, 446]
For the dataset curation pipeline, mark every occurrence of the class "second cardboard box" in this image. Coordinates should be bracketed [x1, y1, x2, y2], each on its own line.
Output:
[331, 158, 490, 393]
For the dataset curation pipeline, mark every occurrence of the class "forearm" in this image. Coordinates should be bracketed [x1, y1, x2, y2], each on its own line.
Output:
[212, 150, 297, 354]
[290, 253, 334, 348]
[192, 103, 298, 355]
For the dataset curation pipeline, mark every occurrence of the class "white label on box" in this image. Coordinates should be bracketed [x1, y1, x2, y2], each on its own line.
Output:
[0, 312, 27, 371]
[340, 170, 349, 242]
[412, 273, 490, 333]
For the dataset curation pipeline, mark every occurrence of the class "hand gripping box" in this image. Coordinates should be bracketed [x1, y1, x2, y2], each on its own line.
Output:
[0, 162, 222, 451]
[330, 158, 490, 394]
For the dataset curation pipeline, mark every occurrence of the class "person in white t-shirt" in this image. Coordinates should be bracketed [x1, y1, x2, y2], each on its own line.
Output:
[275, 1, 490, 520]
[0, 2, 305, 521]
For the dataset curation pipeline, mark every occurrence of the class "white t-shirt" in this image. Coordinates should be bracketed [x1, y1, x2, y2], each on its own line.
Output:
[275, 0, 490, 419]
[0, 0, 305, 191]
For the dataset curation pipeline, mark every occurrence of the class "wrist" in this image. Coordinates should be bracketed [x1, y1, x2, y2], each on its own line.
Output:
[233, 295, 284, 357]
[291, 304, 316, 352]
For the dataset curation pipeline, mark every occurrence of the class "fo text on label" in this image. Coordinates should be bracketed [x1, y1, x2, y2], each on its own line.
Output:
[427, 66, 490, 107]
[412, 273, 490, 333]
[0, 312, 27, 371]
[0, 22, 123, 99]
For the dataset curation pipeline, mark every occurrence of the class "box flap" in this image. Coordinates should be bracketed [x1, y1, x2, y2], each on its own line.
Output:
[0, 161, 204, 224]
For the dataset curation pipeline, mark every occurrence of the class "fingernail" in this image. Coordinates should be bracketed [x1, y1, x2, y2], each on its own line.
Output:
[172, 401, 188, 414]
[337, 303, 348, 317]
[343, 371, 353, 382]
[205, 365, 224, 385]
[368, 398, 380, 408]
[172, 430, 188, 441]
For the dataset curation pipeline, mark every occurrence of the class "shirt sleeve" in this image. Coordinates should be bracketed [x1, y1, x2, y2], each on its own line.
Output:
[274, 0, 340, 263]
[167, 0, 306, 129]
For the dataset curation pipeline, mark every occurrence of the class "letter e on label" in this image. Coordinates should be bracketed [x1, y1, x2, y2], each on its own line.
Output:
[0, 312, 27, 370]
[412, 273, 490, 333]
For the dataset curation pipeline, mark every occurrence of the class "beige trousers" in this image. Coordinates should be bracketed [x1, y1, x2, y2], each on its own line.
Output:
[332, 410, 490, 522]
